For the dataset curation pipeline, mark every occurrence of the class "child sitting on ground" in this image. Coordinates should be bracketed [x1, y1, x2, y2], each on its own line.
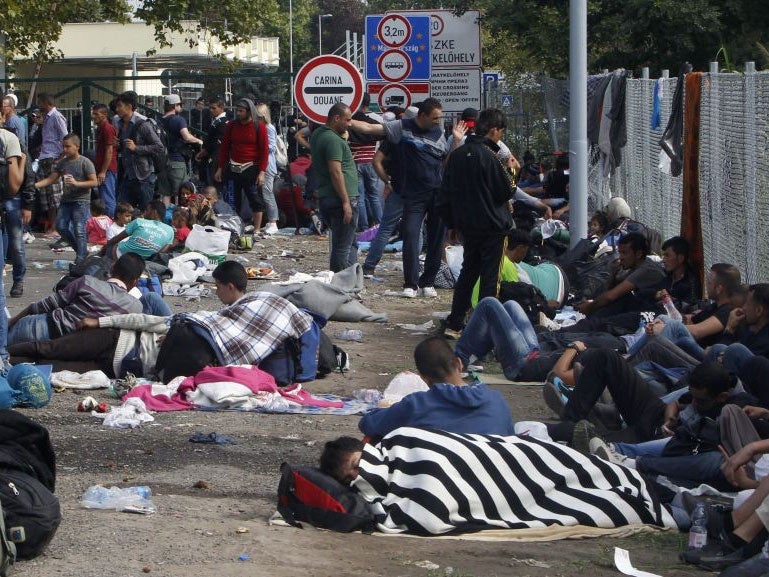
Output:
[107, 202, 133, 241]
[171, 208, 192, 248]
[203, 186, 233, 216]
[86, 199, 113, 245]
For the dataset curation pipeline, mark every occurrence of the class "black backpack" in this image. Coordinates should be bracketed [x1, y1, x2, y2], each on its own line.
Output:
[277, 463, 376, 533]
[0, 469, 60, 560]
[498, 281, 555, 323]
[134, 117, 169, 175]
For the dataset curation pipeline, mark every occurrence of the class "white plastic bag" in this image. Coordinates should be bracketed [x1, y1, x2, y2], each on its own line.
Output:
[275, 134, 289, 169]
[382, 372, 429, 405]
[168, 252, 209, 283]
[184, 224, 230, 256]
[445, 245, 464, 280]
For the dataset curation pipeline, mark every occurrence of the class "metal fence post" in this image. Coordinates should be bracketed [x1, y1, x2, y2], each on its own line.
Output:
[705, 61, 721, 267]
[744, 61, 758, 282]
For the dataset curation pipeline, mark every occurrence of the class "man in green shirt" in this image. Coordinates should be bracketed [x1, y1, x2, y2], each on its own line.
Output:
[310, 103, 359, 272]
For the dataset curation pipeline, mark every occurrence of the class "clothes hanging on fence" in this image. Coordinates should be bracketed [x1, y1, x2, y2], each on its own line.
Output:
[659, 63, 693, 178]
[650, 79, 663, 130]
[681, 71, 705, 290]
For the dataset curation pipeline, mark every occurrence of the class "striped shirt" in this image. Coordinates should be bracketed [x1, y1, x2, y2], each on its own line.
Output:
[348, 141, 377, 164]
[30, 276, 143, 338]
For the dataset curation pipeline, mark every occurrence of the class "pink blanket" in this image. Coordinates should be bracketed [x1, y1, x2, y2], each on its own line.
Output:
[125, 366, 343, 412]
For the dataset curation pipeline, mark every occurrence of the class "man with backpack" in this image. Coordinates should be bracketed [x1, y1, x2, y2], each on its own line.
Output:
[158, 94, 203, 205]
[114, 92, 165, 210]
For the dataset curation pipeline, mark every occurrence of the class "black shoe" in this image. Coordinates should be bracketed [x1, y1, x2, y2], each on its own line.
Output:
[49, 239, 69, 250]
[543, 380, 568, 418]
[570, 419, 596, 455]
[9, 281, 22, 298]
[679, 541, 746, 571]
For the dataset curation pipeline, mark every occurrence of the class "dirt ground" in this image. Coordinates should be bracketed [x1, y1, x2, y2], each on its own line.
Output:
[6, 234, 703, 577]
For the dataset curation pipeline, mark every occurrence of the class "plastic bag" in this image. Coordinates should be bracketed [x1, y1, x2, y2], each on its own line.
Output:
[445, 245, 464, 280]
[168, 251, 209, 283]
[81, 485, 156, 514]
[185, 224, 230, 256]
[382, 372, 428, 405]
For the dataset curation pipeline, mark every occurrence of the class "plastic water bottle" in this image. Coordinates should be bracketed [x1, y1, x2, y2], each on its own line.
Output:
[335, 329, 363, 342]
[662, 295, 683, 322]
[53, 259, 70, 270]
[688, 502, 708, 550]
[81, 485, 154, 512]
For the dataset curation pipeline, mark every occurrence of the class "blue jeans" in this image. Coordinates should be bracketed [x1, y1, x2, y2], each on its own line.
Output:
[319, 196, 359, 273]
[3, 197, 26, 283]
[56, 200, 90, 263]
[118, 175, 156, 211]
[262, 172, 278, 222]
[637, 450, 725, 487]
[9, 313, 50, 346]
[627, 316, 705, 360]
[401, 190, 445, 289]
[0, 230, 8, 363]
[455, 298, 538, 380]
[140, 293, 172, 316]
[614, 437, 670, 458]
[363, 190, 403, 272]
[98, 170, 117, 217]
[357, 163, 382, 230]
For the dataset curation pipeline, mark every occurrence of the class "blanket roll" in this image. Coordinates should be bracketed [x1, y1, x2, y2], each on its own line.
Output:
[352, 428, 677, 535]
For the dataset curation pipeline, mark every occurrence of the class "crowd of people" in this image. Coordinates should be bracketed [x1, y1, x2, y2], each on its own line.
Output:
[3, 88, 768, 572]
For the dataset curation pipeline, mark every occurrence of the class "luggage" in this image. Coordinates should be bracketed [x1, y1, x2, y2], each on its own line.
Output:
[277, 463, 376, 532]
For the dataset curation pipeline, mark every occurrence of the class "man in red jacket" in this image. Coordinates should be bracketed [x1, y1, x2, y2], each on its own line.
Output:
[214, 98, 268, 235]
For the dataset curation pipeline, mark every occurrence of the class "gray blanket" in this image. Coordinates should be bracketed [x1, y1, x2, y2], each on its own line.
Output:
[261, 264, 387, 323]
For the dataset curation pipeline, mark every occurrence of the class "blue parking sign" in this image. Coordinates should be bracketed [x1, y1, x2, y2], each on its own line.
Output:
[366, 15, 431, 82]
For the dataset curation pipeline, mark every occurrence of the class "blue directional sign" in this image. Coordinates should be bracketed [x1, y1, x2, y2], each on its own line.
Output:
[366, 15, 431, 82]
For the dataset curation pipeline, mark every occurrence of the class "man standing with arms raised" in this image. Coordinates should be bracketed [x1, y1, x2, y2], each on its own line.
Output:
[310, 103, 359, 272]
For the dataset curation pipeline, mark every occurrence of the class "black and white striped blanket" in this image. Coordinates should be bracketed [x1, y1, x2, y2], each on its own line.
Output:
[352, 428, 677, 535]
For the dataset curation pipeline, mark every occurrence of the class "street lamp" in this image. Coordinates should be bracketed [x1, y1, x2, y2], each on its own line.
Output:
[318, 13, 332, 55]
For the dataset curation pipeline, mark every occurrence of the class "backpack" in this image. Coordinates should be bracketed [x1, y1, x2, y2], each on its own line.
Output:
[260, 321, 321, 386]
[134, 117, 169, 175]
[0, 469, 60, 560]
[498, 281, 555, 323]
[277, 463, 376, 532]
[53, 255, 110, 292]
[0, 501, 14, 576]
[275, 133, 289, 170]
[316, 331, 349, 377]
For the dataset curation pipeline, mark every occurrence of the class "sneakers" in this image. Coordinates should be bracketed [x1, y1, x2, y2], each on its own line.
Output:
[418, 286, 438, 298]
[542, 379, 570, 418]
[9, 281, 23, 298]
[538, 311, 560, 331]
[434, 319, 462, 340]
[22, 232, 35, 244]
[399, 288, 417, 298]
[589, 437, 636, 468]
[263, 222, 279, 235]
[570, 419, 596, 455]
[49, 239, 69, 250]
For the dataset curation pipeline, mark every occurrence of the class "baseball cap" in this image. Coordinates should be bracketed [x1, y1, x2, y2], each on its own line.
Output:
[165, 94, 181, 105]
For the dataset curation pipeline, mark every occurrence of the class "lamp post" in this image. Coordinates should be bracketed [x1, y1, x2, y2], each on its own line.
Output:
[318, 13, 332, 55]
[289, 0, 294, 108]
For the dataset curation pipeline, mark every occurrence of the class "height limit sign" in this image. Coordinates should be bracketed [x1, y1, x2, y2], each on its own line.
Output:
[365, 14, 430, 82]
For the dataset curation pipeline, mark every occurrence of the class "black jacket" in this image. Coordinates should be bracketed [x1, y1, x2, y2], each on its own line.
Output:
[439, 135, 514, 235]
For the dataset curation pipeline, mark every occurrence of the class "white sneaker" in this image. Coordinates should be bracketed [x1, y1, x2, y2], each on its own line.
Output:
[538, 311, 560, 331]
[418, 286, 438, 298]
[23, 232, 35, 244]
[400, 288, 417, 298]
[263, 222, 279, 235]
[589, 437, 636, 468]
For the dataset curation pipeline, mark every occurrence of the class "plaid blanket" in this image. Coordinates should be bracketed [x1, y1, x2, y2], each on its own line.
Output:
[180, 291, 313, 366]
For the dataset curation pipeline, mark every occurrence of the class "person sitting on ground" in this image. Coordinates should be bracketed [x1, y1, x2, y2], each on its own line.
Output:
[203, 185, 234, 216]
[358, 337, 515, 441]
[574, 232, 665, 319]
[654, 236, 701, 310]
[547, 349, 755, 487]
[107, 202, 133, 241]
[588, 211, 610, 238]
[101, 200, 174, 260]
[86, 198, 113, 245]
[171, 208, 191, 248]
[8, 252, 145, 345]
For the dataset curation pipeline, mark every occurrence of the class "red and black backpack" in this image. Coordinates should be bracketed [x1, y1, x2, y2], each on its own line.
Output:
[277, 463, 376, 533]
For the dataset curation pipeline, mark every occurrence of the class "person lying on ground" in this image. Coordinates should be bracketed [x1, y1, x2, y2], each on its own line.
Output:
[546, 351, 755, 487]
[630, 282, 769, 363]
[7, 253, 145, 346]
[79, 261, 314, 383]
[101, 200, 174, 260]
[358, 336, 515, 441]
[319, 427, 679, 534]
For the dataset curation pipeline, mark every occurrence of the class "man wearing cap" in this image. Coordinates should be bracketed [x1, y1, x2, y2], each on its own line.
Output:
[159, 94, 203, 205]
[441, 108, 515, 336]
[214, 98, 268, 233]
